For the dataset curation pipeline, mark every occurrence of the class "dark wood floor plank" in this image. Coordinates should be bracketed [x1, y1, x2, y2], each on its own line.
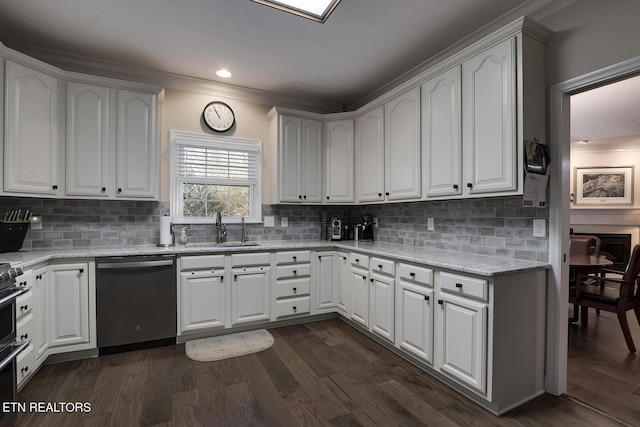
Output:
[280, 385, 327, 427]
[139, 346, 175, 425]
[171, 389, 204, 427]
[254, 347, 299, 391]
[110, 371, 148, 427]
[225, 382, 267, 427]
[84, 365, 128, 416]
[304, 318, 348, 346]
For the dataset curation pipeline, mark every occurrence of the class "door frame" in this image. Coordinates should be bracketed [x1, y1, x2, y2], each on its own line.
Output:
[547, 56, 640, 395]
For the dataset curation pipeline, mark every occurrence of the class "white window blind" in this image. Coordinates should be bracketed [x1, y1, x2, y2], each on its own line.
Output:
[170, 131, 262, 223]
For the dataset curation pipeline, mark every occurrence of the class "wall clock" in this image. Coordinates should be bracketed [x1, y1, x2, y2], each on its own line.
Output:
[203, 101, 235, 132]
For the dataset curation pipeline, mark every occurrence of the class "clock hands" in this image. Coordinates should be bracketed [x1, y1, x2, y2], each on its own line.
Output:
[214, 107, 221, 119]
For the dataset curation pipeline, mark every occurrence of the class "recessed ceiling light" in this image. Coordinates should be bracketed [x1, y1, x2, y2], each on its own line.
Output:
[216, 69, 232, 78]
[577, 140, 591, 144]
[251, 0, 341, 23]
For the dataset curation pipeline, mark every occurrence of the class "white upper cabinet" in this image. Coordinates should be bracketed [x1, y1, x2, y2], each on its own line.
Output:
[422, 66, 462, 198]
[66, 82, 111, 197]
[356, 106, 385, 202]
[384, 87, 421, 201]
[324, 119, 355, 203]
[4, 60, 60, 195]
[462, 38, 516, 195]
[274, 113, 323, 203]
[116, 89, 158, 199]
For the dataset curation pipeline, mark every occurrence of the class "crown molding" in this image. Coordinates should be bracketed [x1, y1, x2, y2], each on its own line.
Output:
[2, 42, 342, 114]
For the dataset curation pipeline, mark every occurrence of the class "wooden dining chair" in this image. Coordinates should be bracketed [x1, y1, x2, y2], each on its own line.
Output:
[571, 244, 640, 352]
[569, 235, 602, 320]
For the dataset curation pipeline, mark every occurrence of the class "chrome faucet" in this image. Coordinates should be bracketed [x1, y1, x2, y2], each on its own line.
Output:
[240, 217, 247, 243]
[216, 212, 227, 243]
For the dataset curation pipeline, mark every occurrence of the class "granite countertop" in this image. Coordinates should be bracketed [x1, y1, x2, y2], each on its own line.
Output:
[1, 240, 550, 277]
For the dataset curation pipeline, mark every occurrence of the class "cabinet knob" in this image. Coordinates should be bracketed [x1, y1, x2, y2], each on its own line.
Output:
[362, 275, 366, 281]
[410, 272, 415, 277]
[326, 196, 330, 200]
[385, 192, 390, 196]
[36, 274, 42, 280]
[52, 185, 58, 190]
[292, 256, 297, 261]
[303, 195, 307, 200]
[453, 184, 459, 189]
[467, 183, 473, 188]
[438, 299, 443, 305]
[79, 269, 84, 273]
[21, 366, 29, 373]
[20, 305, 28, 311]
[234, 274, 238, 281]
[118, 188, 123, 193]
[293, 287, 297, 293]
[370, 278, 373, 284]
[293, 306, 297, 312]
[220, 276, 224, 282]
[355, 259, 359, 263]
[456, 283, 463, 288]
[101, 187, 106, 192]
[21, 333, 28, 340]
[424, 295, 430, 301]
[298, 195, 302, 199]
[378, 264, 383, 269]
[378, 193, 382, 197]
[293, 270, 297, 275]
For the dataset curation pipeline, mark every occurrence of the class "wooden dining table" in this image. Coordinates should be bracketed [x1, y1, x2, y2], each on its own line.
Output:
[569, 254, 613, 324]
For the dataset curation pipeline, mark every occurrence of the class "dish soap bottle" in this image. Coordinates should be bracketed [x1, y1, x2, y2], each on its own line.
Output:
[179, 227, 188, 245]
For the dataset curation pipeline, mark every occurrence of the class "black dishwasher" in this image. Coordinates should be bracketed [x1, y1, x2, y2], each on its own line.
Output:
[96, 254, 176, 354]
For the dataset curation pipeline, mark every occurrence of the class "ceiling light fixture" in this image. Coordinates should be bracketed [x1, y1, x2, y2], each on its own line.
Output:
[216, 69, 232, 78]
[251, 0, 341, 23]
[577, 140, 591, 144]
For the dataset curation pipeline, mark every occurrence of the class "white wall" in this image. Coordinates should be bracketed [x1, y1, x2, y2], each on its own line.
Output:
[542, 0, 640, 86]
[159, 88, 274, 203]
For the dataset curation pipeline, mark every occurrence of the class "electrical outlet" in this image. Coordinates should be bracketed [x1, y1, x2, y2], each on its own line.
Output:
[533, 219, 546, 237]
[264, 216, 275, 227]
[373, 217, 378, 227]
[427, 218, 434, 231]
[281, 217, 288, 227]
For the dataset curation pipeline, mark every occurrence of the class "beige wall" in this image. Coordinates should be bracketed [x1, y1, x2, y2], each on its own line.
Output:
[159, 88, 274, 203]
[542, 0, 640, 86]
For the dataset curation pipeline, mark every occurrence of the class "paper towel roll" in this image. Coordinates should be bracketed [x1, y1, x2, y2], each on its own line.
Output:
[159, 216, 173, 246]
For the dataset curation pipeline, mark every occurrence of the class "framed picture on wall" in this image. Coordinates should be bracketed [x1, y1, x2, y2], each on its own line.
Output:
[574, 166, 633, 206]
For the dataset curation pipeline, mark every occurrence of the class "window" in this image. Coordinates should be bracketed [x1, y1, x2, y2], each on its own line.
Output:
[170, 131, 262, 223]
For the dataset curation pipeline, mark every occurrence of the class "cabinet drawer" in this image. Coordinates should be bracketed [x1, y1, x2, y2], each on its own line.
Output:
[371, 257, 395, 276]
[276, 277, 311, 298]
[350, 253, 370, 269]
[439, 272, 488, 301]
[398, 263, 433, 287]
[276, 251, 311, 264]
[276, 264, 311, 279]
[16, 290, 33, 320]
[16, 312, 35, 345]
[276, 296, 311, 318]
[16, 343, 36, 387]
[180, 254, 225, 271]
[231, 252, 270, 267]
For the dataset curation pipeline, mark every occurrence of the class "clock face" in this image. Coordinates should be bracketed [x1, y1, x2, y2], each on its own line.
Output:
[203, 101, 235, 132]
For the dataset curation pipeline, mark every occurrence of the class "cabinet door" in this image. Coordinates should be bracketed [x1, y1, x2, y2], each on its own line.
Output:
[116, 89, 158, 199]
[350, 269, 369, 327]
[315, 252, 337, 311]
[279, 115, 303, 202]
[33, 268, 49, 362]
[324, 119, 354, 203]
[437, 292, 487, 393]
[422, 66, 462, 198]
[232, 267, 270, 325]
[66, 82, 111, 197]
[4, 61, 59, 195]
[462, 38, 516, 195]
[179, 271, 226, 333]
[48, 264, 91, 348]
[302, 119, 323, 202]
[384, 87, 421, 200]
[336, 253, 350, 315]
[370, 273, 394, 343]
[356, 106, 385, 202]
[396, 281, 433, 363]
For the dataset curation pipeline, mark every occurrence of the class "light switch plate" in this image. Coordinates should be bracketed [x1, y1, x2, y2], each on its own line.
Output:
[427, 218, 434, 231]
[264, 216, 275, 227]
[533, 219, 546, 237]
[281, 217, 288, 227]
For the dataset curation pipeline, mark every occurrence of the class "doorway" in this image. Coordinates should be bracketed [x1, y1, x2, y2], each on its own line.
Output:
[548, 56, 640, 421]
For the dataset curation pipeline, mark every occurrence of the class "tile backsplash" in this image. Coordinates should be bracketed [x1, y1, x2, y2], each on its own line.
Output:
[0, 196, 548, 262]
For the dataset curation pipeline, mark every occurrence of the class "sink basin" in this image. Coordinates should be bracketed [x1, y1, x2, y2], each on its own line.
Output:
[216, 242, 260, 247]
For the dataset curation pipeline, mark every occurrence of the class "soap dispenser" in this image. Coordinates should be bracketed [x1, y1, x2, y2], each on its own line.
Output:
[179, 227, 188, 245]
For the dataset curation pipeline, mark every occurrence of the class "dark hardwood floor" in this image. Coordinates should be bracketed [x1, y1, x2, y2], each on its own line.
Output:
[567, 307, 640, 426]
[12, 318, 628, 426]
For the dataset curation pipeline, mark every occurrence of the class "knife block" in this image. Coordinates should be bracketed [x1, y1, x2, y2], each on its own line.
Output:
[0, 221, 30, 252]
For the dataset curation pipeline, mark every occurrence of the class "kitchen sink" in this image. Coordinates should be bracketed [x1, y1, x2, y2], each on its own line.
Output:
[216, 242, 261, 247]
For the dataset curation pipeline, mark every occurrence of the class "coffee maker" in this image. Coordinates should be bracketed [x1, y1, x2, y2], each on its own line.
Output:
[360, 214, 374, 241]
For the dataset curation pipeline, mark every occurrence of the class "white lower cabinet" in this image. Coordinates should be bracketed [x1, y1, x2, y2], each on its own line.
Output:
[232, 253, 271, 325]
[47, 262, 94, 350]
[350, 254, 370, 327]
[33, 267, 49, 363]
[275, 251, 311, 319]
[314, 251, 337, 313]
[335, 252, 350, 316]
[178, 255, 228, 334]
[396, 263, 434, 364]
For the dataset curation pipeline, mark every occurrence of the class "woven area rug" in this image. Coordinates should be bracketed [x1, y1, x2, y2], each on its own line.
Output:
[185, 329, 274, 362]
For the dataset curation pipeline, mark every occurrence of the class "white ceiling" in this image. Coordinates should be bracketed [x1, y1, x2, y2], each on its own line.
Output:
[0, 0, 571, 112]
[571, 74, 640, 151]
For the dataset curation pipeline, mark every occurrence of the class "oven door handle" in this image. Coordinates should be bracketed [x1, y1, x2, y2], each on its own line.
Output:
[0, 287, 26, 308]
[0, 340, 29, 371]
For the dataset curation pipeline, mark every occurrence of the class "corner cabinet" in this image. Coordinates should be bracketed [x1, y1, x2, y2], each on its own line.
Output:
[4, 60, 61, 196]
[324, 119, 355, 203]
